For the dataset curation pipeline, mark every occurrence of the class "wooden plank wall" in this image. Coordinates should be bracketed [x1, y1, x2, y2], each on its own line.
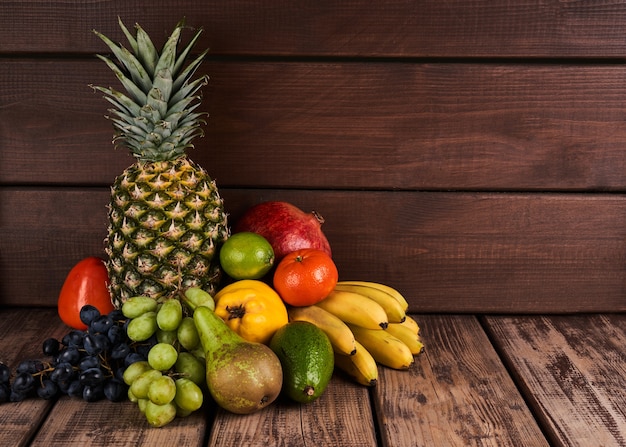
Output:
[1, 1, 626, 313]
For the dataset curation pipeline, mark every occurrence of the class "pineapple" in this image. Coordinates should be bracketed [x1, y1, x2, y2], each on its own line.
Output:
[92, 19, 229, 307]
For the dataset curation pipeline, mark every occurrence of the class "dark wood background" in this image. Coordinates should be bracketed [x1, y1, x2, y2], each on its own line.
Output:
[1, 1, 626, 312]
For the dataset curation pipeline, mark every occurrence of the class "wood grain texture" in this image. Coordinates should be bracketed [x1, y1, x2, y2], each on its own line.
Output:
[2, 188, 625, 312]
[483, 314, 626, 447]
[372, 314, 549, 446]
[208, 376, 376, 446]
[30, 398, 207, 447]
[2, 1, 626, 57]
[3, 60, 626, 191]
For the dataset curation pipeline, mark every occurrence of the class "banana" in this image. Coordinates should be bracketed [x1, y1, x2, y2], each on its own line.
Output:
[333, 283, 406, 324]
[287, 305, 357, 356]
[348, 324, 414, 370]
[400, 315, 420, 336]
[334, 340, 378, 387]
[337, 280, 409, 311]
[386, 323, 424, 355]
[315, 290, 388, 330]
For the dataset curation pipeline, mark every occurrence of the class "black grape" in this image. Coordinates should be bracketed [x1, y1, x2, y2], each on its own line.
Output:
[79, 305, 100, 326]
[82, 384, 104, 402]
[0, 364, 11, 384]
[12, 372, 35, 394]
[79, 368, 105, 387]
[50, 362, 75, 383]
[36, 380, 59, 400]
[0, 383, 9, 403]
[57, 347, 81, 365]
[103, 379, 127, 402]
[42, 338, 60, 357]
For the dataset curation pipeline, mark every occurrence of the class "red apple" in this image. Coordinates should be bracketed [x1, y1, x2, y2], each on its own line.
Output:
[234, 201, 332, 261]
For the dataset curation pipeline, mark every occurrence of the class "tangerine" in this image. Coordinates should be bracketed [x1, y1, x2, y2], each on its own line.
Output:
[273, 248, 338, 307]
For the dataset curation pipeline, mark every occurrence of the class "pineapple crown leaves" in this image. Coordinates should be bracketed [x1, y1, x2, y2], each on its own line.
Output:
[90, 17, 209, 162]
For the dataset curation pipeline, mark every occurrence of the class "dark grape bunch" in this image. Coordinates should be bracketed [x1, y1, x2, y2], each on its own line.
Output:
[0, 305, 157, 404]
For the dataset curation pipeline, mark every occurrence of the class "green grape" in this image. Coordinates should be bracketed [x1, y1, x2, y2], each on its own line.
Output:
[184, 287, 215, 311]
[190, 347, 205, 361]
[128, 387, 138, 403]
[176, 406, 193, 418]
[174, 352, 206, 385]
[148, 343, 178, 371]
[137, 398, 149, 414]
[177, 317, 200, 351]
[130, 369, 162, 400]
[122, 296, 158, 318]
[148, 375, 177, 405]
[123, 361, 152, 386]
[157, 299, 183, 332]
[145, 401, 177, 428]
[174, 378, 204, 412]
[156, 328, 178, 345]
[126, 311, 158, 341]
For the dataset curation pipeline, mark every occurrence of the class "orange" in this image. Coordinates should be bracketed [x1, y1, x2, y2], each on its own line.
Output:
[273, 249, 338, 307]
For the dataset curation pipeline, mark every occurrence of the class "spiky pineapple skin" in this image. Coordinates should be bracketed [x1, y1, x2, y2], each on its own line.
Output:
[105, 156, 229, 307]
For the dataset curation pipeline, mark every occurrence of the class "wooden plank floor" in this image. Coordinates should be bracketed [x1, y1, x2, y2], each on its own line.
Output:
[373, 315, 548, 446]
[1, 308, 624, 446]
[484, 314, 626, 447]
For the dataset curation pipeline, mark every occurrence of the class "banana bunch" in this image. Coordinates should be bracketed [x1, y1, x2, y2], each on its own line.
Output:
[287, 281, 423, 387]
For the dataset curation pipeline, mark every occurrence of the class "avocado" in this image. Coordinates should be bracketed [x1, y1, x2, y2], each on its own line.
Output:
[269, 321, 334, 403]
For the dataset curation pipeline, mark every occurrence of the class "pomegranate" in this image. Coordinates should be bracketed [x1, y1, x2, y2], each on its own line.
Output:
[234, 201, 332, 261]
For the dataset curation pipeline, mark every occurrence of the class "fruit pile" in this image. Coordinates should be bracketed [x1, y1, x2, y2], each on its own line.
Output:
[229, 201, 423, 389]
[0, 199, 422, 428]
[0, 19, 423, 428]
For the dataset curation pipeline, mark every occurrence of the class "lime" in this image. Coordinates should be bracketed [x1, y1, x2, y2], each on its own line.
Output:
[219, 232, 275, 280]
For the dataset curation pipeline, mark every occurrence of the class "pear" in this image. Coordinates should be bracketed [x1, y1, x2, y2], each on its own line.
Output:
[193, 306, 283, 414]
